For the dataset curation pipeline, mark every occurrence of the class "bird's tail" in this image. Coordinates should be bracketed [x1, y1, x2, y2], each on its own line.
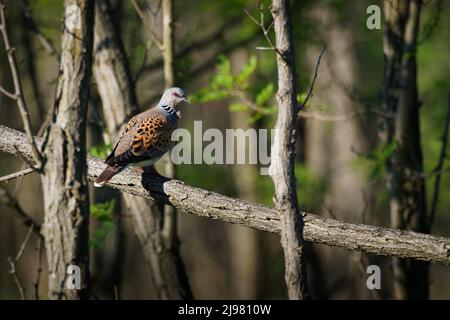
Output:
[94, 165, 122, 187]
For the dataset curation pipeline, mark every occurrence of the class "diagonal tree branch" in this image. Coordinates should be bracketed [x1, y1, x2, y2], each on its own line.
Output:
[1, 124, 450, 266]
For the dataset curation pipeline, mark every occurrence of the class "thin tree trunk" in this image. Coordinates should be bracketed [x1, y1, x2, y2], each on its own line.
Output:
[382, 0, 428, 300]
[161, 0, 179, 258]
[160, 0, 188, 297]
[161, 0, 191, 298]
[269, 0, 309, 300]
[303, 2, 377, 299]
[228, 49, 264, 299]
[162, 0, 174, 87]
[93, 0, 192, 299]
[40, 0, 94, 300]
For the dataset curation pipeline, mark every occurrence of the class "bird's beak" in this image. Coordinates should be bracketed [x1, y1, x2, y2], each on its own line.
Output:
[183, 97, 191, 104]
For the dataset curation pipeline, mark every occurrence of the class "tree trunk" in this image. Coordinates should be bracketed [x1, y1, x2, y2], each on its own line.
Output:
[93, 0, 192, 299]
[40, 0, 94, 300]
[161, 0, 180, 265]
[303, 2, 377, 299]
[162, 0, 174, 88]
[269, 0, 309, 300]
[228, 49, 265, 299]
[382, 0, 428, 300]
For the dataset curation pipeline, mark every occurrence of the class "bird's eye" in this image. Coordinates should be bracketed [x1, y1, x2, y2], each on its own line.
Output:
[172, 92, 181, 98]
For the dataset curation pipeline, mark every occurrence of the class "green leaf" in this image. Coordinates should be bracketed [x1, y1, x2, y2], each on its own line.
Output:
[262, 106, 277, 115]
[229, 103, 248, 112]
[89, 222, 114, 249]
[212, 55, 233, 89]
[89, 200, 116, 249]
[90, 143, 112, 159]
[235, 55, 257, 86]
[90, 199, 115, 222]
[353, 140, 397, 181]
[256, 83, 275, 106]
[297, 92, 308, 106]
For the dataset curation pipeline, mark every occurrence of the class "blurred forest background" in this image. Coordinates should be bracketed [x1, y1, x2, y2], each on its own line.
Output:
[0, 0, 449, 299]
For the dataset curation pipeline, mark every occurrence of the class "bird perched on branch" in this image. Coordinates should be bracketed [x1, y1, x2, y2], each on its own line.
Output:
[94, 87, 189, 187]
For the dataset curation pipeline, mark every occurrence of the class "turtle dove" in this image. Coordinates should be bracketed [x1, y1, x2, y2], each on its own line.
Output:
[94, 87, 189, 187]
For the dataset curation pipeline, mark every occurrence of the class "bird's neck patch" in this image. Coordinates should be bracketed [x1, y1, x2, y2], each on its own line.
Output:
[159, 104, 179, 118]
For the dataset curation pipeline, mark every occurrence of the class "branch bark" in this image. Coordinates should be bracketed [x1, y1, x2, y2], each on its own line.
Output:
[1, 124, 450, 266]
[40, 0, 94, 300]
[268, 0, 309, 300]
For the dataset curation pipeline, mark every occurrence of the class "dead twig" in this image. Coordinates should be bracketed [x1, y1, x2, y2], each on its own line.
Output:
[18, 0, 58, 56]
[299, 110, 361, 122]
[429, 92, 450, 228]
[0, 184, 42, 235]
[131, 0, 163, 50]
[0, 1, 43, 169]
[244, 4, 281, 56]
[8, 224, 35, 300]
[34, 238, 43, 300]
[299, 46, 326, 110]
[0, 85, 17, 99]
[0, 167, 35, 183]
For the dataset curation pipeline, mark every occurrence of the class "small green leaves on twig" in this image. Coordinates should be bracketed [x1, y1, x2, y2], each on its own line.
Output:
[189, 55, 277, 124]
[90, 199, 116, 249]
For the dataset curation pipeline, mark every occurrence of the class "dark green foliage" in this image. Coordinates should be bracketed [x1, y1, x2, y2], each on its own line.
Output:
[89, 143, 112, 159]
[354, 140, 396, 181]
[89, 200, 115, 249]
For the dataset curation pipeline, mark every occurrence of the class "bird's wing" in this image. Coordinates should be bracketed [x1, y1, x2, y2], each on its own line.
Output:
[105, 110, 175, 167]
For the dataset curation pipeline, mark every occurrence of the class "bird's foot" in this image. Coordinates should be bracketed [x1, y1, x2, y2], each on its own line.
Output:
[142, 166, 161, 177]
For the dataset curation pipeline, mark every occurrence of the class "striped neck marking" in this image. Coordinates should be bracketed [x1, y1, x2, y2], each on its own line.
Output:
[160, 104, 177, 116]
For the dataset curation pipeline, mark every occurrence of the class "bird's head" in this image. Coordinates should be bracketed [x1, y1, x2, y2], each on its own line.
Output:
[159, 87, 190, 109]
